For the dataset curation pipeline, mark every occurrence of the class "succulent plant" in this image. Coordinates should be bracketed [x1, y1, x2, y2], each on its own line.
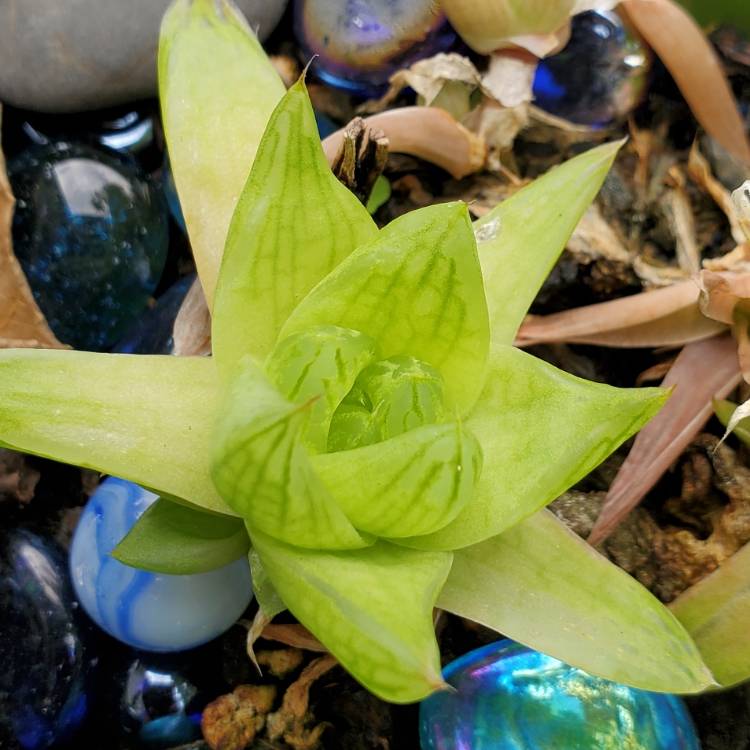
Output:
[0, 0, 721, 704]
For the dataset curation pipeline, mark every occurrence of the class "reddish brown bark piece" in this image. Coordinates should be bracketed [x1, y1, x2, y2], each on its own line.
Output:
[622, 0, 750, 165]
[0, 109, 63, 349]
[589, 334, 743, 545]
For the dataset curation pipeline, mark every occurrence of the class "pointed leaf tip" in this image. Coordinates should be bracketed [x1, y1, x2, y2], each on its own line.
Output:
[476, 141, 623, 346]
[160, 0, 285, 307]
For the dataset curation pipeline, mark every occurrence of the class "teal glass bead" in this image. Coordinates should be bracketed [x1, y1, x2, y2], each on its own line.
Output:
[420, 640, 700, 750]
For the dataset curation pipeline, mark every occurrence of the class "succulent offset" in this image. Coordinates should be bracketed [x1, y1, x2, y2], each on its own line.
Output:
[0, 0, 725, 703]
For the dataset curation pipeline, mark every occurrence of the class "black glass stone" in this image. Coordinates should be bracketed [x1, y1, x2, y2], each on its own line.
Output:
[0, 529, 95, 750]
[8, 142, 169, 351]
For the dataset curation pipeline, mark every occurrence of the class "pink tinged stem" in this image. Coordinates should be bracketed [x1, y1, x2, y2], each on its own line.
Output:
[588, 333, 742, 546]
[322, 107, 486, 180]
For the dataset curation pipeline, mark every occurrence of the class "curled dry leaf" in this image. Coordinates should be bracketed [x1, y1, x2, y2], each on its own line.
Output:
[516, 279, 725, 348]
[481, 50, 537, 108]
[265, 655, 337, 750]
[588, 334, 742, 545]
[621, 0, 750, 166]
[662, 166, 700, 274]
[322, 107, 486, 180]
[261, 623, 328, 654]
[0, 108, 62, 350]
[734, 181, 750, 241]
[688, 144, 746, 245]
[172, 277, 212, 357]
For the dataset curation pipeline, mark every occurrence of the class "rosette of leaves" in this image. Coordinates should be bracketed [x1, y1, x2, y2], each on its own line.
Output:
[0, 0, 720, 703]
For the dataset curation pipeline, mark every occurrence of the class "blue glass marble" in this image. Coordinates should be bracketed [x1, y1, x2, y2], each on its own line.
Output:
[69, 477, 254, 652]
[115, 274, 194, 355]
[0, 529, 94, 750]
[294, 0, 456, 95]
[533, 11, 651, 126]
[420, 640, 700, 750]
[8, 142, 169, 351]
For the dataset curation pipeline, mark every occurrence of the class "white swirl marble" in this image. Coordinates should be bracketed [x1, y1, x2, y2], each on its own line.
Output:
[70, 477, 253, 652]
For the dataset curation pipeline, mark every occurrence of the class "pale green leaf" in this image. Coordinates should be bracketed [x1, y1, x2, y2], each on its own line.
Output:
[159, 0, 285, 306]
[113, 498, 250, 574]
[211, 357, 369, 549]
[313, 422, 482, 538]
[281, 202, 490, 413]
[266, 325, 378, 452]
[401, 345, 667, 550]
[439, 509, 716, 693]
[476, 140, 623, 345]
[0, 349, 232, 515]
[328, 356, 448, 451]
[251, 528, 451, 703]
[212, 79, 378, 370]
[671, 540, 750, 687]
[249, 548, 287, 619]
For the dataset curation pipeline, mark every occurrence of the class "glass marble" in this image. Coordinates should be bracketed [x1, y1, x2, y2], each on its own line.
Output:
[115, 274, 194, 355]
[420, 640, 700, 750]
[0, 529, 94, 750]
[532, 11, 651, 126]
[70, 477, 254, 652]
[8, 142, 169, 351]
[294, 0, 457, 95]
[116, 653, 216, 748]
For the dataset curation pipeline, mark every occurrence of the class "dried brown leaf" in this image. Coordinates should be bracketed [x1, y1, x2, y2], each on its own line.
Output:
[481, 50, 536, 108]
[172, 277, 212, 357]
[0, 108, 63, 349]
[515, 279, 725, 348]
[566, 203, 631, 264]
[265, 655, 337, 750]
[322, 107, 486, 179]
[662, 166, 701, 274]
[621, 0, 750, 165]
[588, 334, 742, 545]
[261, 623, 328, 653]
[330, 118, 389, 204]
[257, 649, 305, 679]
[734, 181, 750, 241]
[688, 144, 746, 245]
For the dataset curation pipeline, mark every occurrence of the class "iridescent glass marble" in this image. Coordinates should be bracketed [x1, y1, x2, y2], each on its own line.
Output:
[420, 640, 700, 750]
[8, 142, 168, 350]
[70, 477, 254, 652]
[0, 529, 95, 750]
[294, 0, 456, 94]
[532, 11, 651, 126]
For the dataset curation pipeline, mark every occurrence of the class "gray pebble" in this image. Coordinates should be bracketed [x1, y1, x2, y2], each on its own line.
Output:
[0, 0, 288, 112]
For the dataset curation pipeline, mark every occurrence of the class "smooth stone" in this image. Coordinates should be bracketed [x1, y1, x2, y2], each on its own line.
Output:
[0, 0, 289, 113]
[532, 10, 651, 126]
[294, 0, 456, 95]
[420, 640, 700, 750]
[0, 529, 94, 750]
[115, 274, 195, 355]
[8, 142, 169, 351]
[70, 477, 254, 652]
